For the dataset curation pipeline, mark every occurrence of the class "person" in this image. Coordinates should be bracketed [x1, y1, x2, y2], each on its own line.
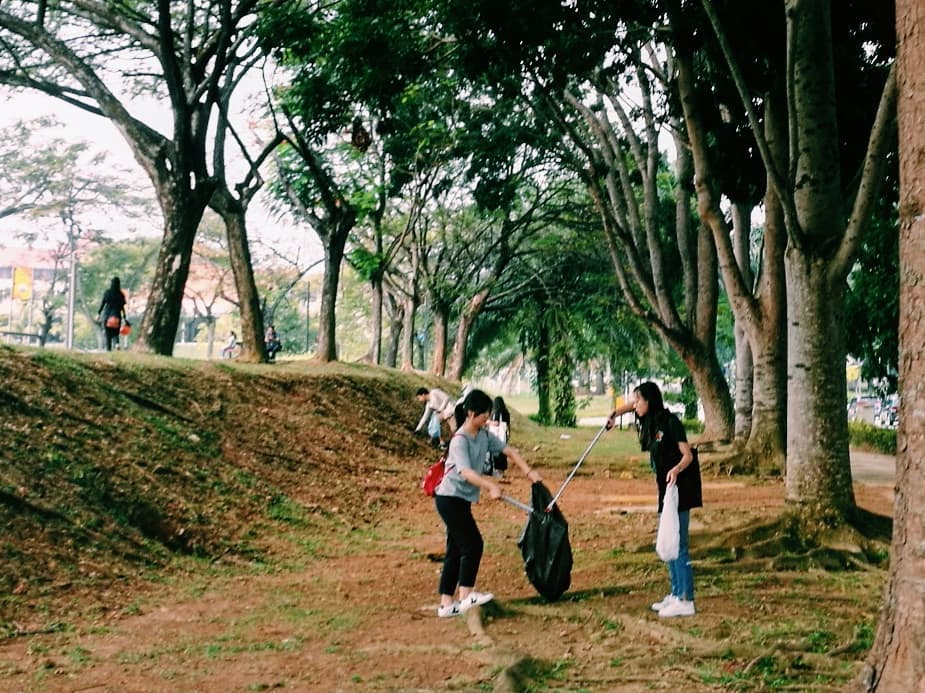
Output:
[221, 331, 238, 359]
[487, 396, 511, 478]
[433, 389, 543, 617]
[413, 387, 457, 446]
[265, 325, 282, 361]
[96, 276, 129, 352]
[606, 381, 701, 618]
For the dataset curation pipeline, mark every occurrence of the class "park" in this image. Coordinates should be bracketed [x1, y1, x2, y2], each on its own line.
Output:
[0, 1, 922, 690]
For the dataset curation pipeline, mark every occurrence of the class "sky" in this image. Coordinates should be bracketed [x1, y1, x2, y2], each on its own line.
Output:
[0, 86, 323, 266]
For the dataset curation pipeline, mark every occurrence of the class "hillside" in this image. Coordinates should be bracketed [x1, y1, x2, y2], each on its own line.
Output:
[0, 346, 433, 629]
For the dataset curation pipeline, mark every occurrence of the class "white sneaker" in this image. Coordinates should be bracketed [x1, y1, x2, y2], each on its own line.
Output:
[437, 601, 462, 618]
[658, 599, 695, 618]
[651, 594, 677, 612]
[458, 590, 494, 613]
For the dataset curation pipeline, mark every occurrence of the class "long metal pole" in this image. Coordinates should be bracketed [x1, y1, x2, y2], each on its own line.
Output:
[544, 422, 609, 512]
[66, 234, 76, 349]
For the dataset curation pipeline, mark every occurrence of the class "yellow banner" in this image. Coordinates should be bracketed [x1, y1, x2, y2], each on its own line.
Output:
[12, 267, 33, 301]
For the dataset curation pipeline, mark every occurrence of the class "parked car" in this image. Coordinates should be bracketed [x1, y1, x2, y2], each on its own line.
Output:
[848, 396, 880, 425]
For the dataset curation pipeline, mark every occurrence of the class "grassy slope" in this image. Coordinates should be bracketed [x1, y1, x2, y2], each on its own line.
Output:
[0, 346, 441, 626]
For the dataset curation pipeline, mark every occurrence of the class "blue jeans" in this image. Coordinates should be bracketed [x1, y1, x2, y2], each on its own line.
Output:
[667, 510, 694, 601]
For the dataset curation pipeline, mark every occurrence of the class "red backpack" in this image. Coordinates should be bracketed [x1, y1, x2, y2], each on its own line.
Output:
[421, 452, 447, 496]
[421, 434, 462, 496]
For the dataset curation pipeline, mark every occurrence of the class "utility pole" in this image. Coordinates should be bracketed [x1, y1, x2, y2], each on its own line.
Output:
[304, 280, 311, 353]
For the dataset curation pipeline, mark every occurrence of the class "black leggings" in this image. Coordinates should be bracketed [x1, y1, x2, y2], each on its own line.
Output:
[435, 495, 483, 595]
[104, 326, 119, 351]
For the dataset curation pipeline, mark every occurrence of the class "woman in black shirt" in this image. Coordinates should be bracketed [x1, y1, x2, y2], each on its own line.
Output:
[608, 381, 702, 617]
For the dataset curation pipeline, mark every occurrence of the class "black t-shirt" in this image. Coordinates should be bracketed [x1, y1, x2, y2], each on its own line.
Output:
[101, 288, 127, 319]
[647, 411, 703, 513]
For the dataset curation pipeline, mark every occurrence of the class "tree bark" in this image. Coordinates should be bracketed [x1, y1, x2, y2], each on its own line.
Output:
[363, 273, 384, 365]
[315, 222, 349, 362]
[210, 187, 266, 362]
[400, 292, 416, 372]
[782, 0, 855, 522]
[430, 304, 450, 377]
[863, 0, 925, 687]
[731, 203, 754, 441]
[446, 287, 490, 381]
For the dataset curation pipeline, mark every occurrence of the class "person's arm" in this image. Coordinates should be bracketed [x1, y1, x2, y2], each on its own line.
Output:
[605, 401, 635, 430]
[500, 444, 542, 484]
[414, 405, 433, 433]
[665, 440, 694, 485]
[458, 467, 502, 499]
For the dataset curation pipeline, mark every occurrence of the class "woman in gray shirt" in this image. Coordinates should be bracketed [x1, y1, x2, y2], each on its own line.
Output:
[434, 389, 542, 617]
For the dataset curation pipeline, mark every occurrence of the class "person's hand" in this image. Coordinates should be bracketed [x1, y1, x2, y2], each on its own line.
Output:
[605, 412, 617, 430]
[488, 483, 502, 500]
[124, 320, 131, 327]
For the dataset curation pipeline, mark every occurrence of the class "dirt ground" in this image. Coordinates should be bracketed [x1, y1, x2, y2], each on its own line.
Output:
[0, 349, 895, 692]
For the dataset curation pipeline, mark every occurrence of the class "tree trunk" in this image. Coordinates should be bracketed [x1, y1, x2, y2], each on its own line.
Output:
[400, 292, 416, 372]
[430, 305, 449, 377]
[731, 203, 754, 441]
[783, 252, 854, 522]
[211, 189, 267, 363]
[140, 192, 211, 355]
[676, 47, 786, 463]
[315, 221, 349, 363]
[744, 94, 789, 473]
[363, 273, 384, 365]
[384, 292, 402, 368]
[863, 1, 925, 686]
[446, 287, 490, 381]
[534, 319, 551, 425]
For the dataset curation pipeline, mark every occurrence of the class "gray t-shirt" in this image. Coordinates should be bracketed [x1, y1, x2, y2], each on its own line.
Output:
[435, 428, 506, 502]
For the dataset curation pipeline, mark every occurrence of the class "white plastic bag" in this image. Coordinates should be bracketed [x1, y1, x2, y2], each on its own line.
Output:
[656, 484, 680, 562]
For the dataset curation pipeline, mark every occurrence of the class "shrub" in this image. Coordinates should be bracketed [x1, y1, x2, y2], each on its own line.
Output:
[848, 422, 896, 455]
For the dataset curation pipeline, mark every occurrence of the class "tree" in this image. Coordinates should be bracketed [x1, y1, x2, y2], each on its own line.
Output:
[862, 0, 925, 686]
[668, 0, 788, 470]
[699, 0, 896, 526]
[0, 1, 271, 356]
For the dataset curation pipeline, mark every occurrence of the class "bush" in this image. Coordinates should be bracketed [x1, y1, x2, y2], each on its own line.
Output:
[848, 421, 896, 455]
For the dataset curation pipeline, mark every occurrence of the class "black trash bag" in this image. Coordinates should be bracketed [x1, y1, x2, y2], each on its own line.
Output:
[517, 482, 573, 601]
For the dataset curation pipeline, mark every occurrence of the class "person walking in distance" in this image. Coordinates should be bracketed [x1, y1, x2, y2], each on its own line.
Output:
[607, 381, 701, 617]
[433, 389, 543, 617]
[97, 276, 129, 352]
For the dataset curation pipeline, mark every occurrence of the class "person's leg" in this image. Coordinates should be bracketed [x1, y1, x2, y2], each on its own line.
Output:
[453, 505, 483, 597]
[675, 510, 693, 601]
[435, 496, 464, 603]
[666, 554, 679, 597]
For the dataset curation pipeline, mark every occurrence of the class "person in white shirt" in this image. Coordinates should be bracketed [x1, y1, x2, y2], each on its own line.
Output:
[414, 387, 457, 446]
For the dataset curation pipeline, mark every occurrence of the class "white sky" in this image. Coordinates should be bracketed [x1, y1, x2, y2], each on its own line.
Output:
[0, 87, 323, 266]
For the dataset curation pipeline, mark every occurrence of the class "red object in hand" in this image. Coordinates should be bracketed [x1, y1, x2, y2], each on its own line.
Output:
[120, 324, 131, 336]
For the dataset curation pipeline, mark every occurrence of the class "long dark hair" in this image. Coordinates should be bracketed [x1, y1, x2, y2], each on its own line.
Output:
[490, 396, 510, 424]
[634, 381, 666, 451]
